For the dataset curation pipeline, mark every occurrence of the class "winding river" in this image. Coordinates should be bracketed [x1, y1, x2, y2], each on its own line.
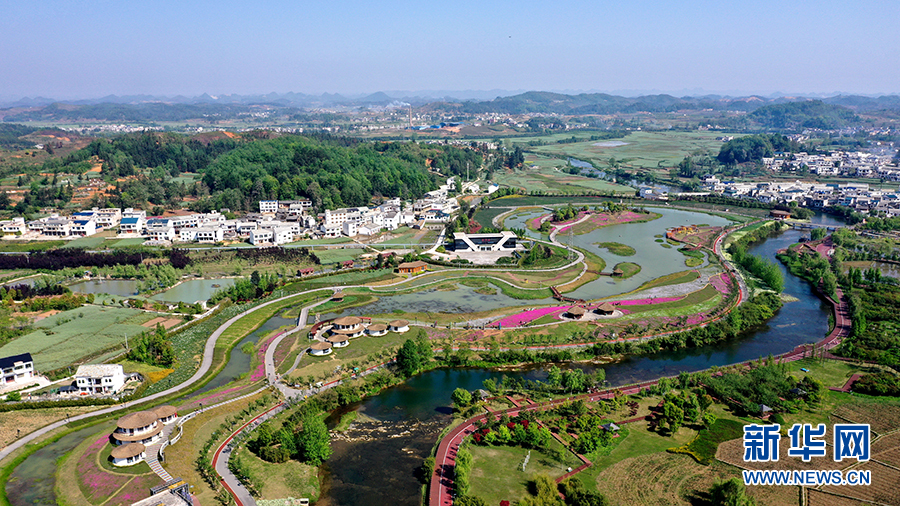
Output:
[5, 210, 844, 506]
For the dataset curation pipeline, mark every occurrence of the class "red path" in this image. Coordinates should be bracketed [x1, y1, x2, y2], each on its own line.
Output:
[429, 286, 851, 506]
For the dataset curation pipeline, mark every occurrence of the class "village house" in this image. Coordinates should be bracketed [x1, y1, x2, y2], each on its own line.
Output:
[0, 217, 26, 236]
[1, 353, 35, 389]
[398, 260, 428, 274]
[75, 364, 127, 395]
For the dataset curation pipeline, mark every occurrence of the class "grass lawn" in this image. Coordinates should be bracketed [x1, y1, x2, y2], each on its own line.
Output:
[786, 357, 873, 389]
[630, 270, 700, 293]
[0, 240, 65, 252]
[288, 332, 407, 383]
[493, 162, 634, 195]
[595, 242, 635, 256]
[473, 207, 511, 229]
[107, 238, 147, 247]
[530, 131, 736, 172]
[0, 405, 100, 448]
[314, 249, 363, 265]
[613, 262, 641, 279]
[0, 305, 156, 371]
[468, 441, 582, 506]
[668, 418, 744, 464]
[592, 451, 795, 506]
[234, 446, 320, 502]
[62, 235, 108, 249]
[288, 237, 353, 246]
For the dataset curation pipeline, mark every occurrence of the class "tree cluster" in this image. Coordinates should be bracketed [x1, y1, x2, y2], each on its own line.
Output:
[250, 402, 332, 466]
[126, 324, 175, 366]
[395, 331, 434, 377]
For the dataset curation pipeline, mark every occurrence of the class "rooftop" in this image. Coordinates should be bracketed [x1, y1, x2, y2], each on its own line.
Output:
[75, 364, 123, 378]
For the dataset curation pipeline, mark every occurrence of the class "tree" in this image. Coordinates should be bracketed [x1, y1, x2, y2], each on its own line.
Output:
[454, 497, 487, 506]
[662, 400, 684, 433]
[396, 338, 423, 377]
[451, 388, 473, 408]
[547, 366, 562, 388]
[295, 410, 332, 466]
[709, 478, 756, 506]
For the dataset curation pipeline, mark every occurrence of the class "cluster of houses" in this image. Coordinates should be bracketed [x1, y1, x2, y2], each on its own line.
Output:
[702, 178, 900, 217]
[762, 150, 898, 179]
[0, 179, 468, 245]
[0, 354, 140, 400]
[308, 316, 410, 356]
[109, 404, 178, 466]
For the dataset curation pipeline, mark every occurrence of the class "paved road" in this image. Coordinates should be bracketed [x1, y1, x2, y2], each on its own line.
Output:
[213, 402, 286, 506]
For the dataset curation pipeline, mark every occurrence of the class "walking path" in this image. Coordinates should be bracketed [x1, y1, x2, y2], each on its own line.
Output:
[212, 402, 286, 506]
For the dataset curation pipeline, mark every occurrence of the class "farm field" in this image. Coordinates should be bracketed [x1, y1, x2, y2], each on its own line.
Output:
[0, 405, 100, 447]
[61, 235, 108, 249]
[0, 305, 156, 371]
[530, 131, 738, 171]
[493, 156, 634, 195]
[593, 452, 797, 506]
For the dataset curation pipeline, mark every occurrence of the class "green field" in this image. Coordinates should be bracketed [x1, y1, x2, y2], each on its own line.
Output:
[493, 155, 634, 195]
[107, 238, 147, 247]
[61, 236, 107, 249]
[529, 131, 737, 171]
[0, 306, 156, 371]
[0, 241, 65, 252]
[314, 249, 364, 265]
[287, 236, 353, 246]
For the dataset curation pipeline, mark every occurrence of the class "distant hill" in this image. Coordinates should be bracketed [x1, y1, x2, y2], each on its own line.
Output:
[744, 100, 860, 130]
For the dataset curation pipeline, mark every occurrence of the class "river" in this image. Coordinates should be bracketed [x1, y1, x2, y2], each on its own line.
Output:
[5, 211, 844, 506]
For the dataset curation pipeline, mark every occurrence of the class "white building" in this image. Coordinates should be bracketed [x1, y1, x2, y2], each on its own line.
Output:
[70, 218, 98, 236]
[249, 228, 273, 245]
[194, 226, 224, 243]
[0, 217, 26, 236]
[75, 364, 126, 395]
[321, 223, 342, 238]
[1, 353, 35, 389]
[118, 216, 146, 235]
[93, 208, 122, 228]
[452, 231, 518, 251]
[259, 200, 278, 214]
[342, 221, 358, 237]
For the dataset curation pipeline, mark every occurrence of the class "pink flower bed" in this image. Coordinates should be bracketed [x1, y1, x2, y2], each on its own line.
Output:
[558, 211, 648, 233]
[709, 272, 731, 294]
[614, 296, 683, 306]
[78, 435, 131, 503]
[251, 330, 284, 381]
[107, 475, 163, 506]
[527, 215, 548, 230]
[186, 385, 245, 409]
[495, 306, 569, 327]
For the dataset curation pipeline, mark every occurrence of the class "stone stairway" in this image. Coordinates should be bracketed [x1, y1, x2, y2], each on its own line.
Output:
[145, 423, 176, 482]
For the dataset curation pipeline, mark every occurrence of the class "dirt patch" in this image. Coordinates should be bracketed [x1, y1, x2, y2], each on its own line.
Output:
[832, 403, 900, 435]
[595, 452, 793, 506]
[0, 406, 99, 447]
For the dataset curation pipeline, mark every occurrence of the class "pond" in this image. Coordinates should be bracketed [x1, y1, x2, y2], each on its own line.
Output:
[68, 278, 237, 303]
[150, 278, 237, 304]
[312, 285, 554, 324]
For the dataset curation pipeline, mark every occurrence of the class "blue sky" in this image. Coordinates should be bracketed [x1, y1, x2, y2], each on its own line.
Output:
[1, 0, 897, 99]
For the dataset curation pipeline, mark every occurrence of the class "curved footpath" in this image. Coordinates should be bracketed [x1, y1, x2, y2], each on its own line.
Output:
[213, 402, 287, 506]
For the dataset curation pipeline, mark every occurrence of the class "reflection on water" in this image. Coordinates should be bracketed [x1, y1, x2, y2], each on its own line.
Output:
[7, 425, 109, 506]
[313, 285, 553, 324]
[69, 277, 237, 303]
